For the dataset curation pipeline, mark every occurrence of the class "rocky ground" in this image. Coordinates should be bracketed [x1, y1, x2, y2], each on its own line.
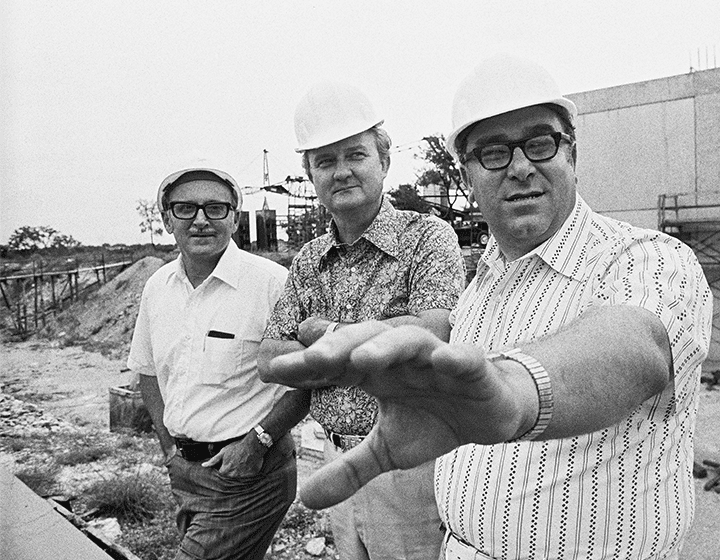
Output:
[0, 339, 337, 559]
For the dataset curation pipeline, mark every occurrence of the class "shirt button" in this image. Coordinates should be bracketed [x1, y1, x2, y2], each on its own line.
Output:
[350, 267, 357, 273]
[346, 303, 352, 310]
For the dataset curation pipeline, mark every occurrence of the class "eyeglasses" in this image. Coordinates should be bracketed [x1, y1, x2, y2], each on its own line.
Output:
[169, 202, 235, 220]
[461, 131, 574, 170]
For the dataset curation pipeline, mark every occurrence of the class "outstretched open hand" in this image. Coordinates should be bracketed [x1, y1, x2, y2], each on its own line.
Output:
[265, 321, 529, 509]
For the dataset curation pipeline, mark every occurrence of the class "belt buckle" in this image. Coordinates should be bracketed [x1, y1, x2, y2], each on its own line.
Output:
[324, 429, 364, 452]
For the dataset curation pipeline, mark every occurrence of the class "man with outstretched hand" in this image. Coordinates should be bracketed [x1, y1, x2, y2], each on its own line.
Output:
[264, 56, 713, 560]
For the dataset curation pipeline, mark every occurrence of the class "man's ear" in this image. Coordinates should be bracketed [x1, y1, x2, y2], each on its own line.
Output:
[459, 167, 476, 205]
[381, 156, 390, 177]
[162, 211, 174, 234]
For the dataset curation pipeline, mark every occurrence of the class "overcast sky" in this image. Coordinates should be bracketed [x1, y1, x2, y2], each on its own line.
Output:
[2, 0, 719, 246]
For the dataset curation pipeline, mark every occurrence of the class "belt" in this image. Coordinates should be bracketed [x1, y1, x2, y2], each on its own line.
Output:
[174, 436, 243, 462]
[324, 428, 365, 452]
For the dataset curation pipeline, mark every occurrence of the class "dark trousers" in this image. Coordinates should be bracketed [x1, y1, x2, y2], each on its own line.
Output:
[167, 432, 296, 560]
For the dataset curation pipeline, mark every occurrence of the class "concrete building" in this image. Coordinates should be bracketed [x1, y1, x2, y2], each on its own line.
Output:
[567, 67, 720, 369]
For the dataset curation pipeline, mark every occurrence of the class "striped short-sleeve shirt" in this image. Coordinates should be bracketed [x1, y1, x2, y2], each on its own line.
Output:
[436, 195, 712, 560]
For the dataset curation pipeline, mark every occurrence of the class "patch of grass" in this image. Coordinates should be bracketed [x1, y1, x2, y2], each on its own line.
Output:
[120, 509, 179, 560]
[0, 435, 32, 452]
[16, 463, 60, 496]
[84, 470, 168, 523]
[56, 443, 112, 465]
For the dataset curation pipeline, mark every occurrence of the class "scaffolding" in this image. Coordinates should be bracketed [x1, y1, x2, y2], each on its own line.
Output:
[262, 175, 328, 248]
[658, 190, 720, 363]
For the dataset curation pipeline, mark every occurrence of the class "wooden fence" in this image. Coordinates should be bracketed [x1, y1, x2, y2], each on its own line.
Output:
[0, 257, 133, 335]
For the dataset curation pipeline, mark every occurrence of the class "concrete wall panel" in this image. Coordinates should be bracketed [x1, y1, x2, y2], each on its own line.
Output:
[696, 91, 720, 192]
[574, 99, 695, 228]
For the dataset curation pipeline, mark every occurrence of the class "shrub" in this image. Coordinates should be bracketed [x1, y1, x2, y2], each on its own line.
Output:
[84, 471, 167, 523]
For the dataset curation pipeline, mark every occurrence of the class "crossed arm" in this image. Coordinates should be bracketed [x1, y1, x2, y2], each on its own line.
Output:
[262, 305, 672, 509]
[258, 308, 452, 380]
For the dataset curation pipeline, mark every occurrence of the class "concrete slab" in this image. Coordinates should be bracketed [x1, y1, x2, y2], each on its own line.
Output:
[300, 419, 326, 459]
[0, 464, 114, 560]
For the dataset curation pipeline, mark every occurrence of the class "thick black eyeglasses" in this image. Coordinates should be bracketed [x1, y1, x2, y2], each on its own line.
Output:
[461, 131, 574, 170]
[169, 202, 235, 220]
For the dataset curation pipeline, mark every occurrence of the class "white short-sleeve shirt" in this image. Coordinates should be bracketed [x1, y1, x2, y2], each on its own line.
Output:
[127, 243, 289, 441]
[436, 196, 713, 560]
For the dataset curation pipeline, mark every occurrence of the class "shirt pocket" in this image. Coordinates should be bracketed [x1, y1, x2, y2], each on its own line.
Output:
[202, 336, 238, 385]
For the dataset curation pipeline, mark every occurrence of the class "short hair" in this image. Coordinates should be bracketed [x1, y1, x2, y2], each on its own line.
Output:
[301, 124, 392, 181]
[161, 170, 240, 211]
[455, 103, 577, 166]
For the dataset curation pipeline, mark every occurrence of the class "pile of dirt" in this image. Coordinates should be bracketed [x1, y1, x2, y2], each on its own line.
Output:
[39, 256, 166, 359]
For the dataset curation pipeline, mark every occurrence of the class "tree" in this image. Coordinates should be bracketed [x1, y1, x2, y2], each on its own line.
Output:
[136, 199, 164, 247]
[387, 184, 431, 213]
[414, 134, 472, 220]
[7, 225, 80, 252]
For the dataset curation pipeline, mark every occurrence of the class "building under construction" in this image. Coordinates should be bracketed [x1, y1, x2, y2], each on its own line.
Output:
[567, 66, 720, 368]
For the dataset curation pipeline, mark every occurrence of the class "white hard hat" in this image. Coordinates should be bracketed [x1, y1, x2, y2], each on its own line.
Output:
[157, 167, 241, 211]
[446, 54, 577, 160]
[294, 81, 384, 152]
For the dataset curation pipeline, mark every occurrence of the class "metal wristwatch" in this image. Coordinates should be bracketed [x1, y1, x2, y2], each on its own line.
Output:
[253, 425, 274, 448]
[487, 348, 553, 442]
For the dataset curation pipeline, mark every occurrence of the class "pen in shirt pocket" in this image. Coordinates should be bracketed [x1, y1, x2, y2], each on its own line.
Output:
[204, 330, 235, 350]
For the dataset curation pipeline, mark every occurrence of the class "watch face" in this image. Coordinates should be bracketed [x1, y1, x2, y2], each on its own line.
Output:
[254, 426, 273, 447]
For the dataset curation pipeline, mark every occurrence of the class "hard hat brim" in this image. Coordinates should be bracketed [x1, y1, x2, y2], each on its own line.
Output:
[295, 119, 385, 152]
[157, 167, 241, 211]
[446, 97, 577, 161]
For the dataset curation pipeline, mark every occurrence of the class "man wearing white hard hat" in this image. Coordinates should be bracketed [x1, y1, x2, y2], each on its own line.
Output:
[262, 56, 712, 560]
[128, 165, 309, 560]
[259, 82, 465, 559]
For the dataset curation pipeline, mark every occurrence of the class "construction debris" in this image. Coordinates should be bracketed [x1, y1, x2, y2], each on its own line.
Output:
[693, 458, 720, 493]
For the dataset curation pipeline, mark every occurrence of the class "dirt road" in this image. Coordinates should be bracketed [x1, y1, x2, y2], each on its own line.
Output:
[2, 338, 719, 559]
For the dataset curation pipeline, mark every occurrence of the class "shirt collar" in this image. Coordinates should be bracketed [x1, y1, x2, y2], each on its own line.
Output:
[479, 195, 591, 282]
[318, 197, 402, 261]
[168, 242, 243, 290]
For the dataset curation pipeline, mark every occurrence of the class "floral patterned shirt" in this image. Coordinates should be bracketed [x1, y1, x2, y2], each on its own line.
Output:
[264, 197, 466, 435]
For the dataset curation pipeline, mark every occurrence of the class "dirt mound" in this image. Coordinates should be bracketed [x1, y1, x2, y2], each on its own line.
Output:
[40, 256, 166, 359]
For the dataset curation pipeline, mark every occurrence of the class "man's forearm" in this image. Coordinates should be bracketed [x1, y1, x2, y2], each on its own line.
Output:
[521, 305, 672, 440]
[379, 308, 451, 341]
[256, 389, 311, 443]
[138, 373, 175, 456]
[259, 338, 306, 382]
[300, 308, 452, 347]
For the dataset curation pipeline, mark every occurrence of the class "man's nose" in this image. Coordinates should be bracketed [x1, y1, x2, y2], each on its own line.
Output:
[506, 147, 534, 180]
[193, 208, 210, 226]
[333, 159, 352, 180]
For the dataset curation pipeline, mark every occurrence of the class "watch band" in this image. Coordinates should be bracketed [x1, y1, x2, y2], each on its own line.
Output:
[488, 348, 553, 442]
[253, 425, 274, 448]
